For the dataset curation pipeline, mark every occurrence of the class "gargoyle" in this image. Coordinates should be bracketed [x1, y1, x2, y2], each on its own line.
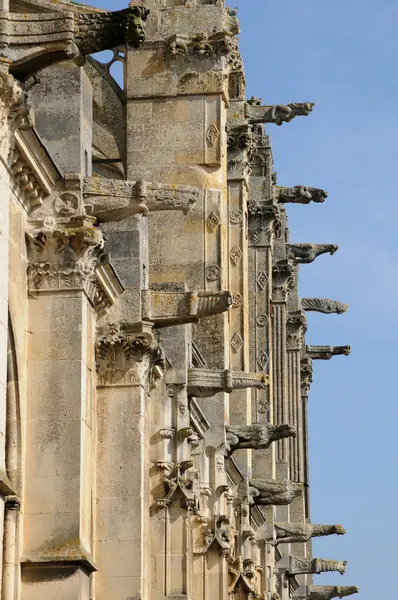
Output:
[276, 185, 327, 204]
[306, 346, 351, 360]
[244, 479, 303, 506]
[301, 298, 348, 315]
[187, 369, 268, 398]
[226, 423, 296, 453]
[246, 102, 314, 125]
[287, 244, 338, 264]
[289, 557, 347, 576]
[274, 522, 345, 545]
[306, 586, 359, 600]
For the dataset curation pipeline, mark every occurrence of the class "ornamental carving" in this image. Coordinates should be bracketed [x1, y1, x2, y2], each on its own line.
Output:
[226, 423, 296, 453]
[274, 522, 345, 545]
[230, 332, 243, 353]
[287, 243, 339, 264]
[206, 264, 221, 282]
[206, 124, 220, 147]
[230, 245, 243, 266]
[286, 313, 307, 350]
[301, 298, 348, 314]
[272, 261, 294, 302]
[0, 71, 22, 157]
[249, 204, 281, 247]
[230, 208, 243, 224]
[246, 102, 315, 126]
[232, 293, 243, 308]
[156, 462, 199, 511]
[167, 32, 238, 63]
[256, 271, 268, 291]
[206, 211, 220, 232]
[96, 326, 165, 388]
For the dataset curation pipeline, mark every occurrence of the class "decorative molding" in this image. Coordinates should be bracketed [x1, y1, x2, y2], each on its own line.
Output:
[243, 479, 303, 506]
[187, 369, 269, 398]
[276, 185, 327, 205]
[96, 326, 165, 388]
[8, 7, 149, 80]
[83, 177, 198, 221]
[306, 345, 351, 360]
[287, 243, 338, 264]
[306, 586, 359, 600]
[274, 522, 345, 545]
[192, 342, 207, 368]
[301, 298, 348, 314]
[289, 557, 347, 576]
[226, 423, 296, 453]
[246, 101, 315, 126]
[141, 289, 232, 326]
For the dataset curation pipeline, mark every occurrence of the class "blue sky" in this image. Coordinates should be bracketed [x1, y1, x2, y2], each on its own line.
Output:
[87, 1, 393, 597]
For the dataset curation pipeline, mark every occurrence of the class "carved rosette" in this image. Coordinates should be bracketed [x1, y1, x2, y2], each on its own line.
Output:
[272, 261, 294, 303]
[96, 326, 165, 388]
[286, 313, 307, 351]
[248, 204, 281, 247]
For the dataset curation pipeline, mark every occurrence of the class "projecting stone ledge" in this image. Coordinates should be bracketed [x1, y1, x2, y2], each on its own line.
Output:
[187, 369, 269, 398]
[226, 423, 296, 453]
[246, 98, 314, 125]
[299, 586, 359, 600]
[301, 298, 348, 314]
[242, 479, 303, 506]
[83, 178, 198, 221]
[288, 244, 338, 264]
[289, 557, 347, 576]
[306, 346, 351, 360]
[274, 522, 346, 545]
[276, 186, 327, 204]
[142, 289, 232, 327]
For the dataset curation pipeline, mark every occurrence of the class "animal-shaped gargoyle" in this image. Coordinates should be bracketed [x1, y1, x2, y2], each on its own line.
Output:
[274, 522, 346, 545]
[226, 423, 296, 453]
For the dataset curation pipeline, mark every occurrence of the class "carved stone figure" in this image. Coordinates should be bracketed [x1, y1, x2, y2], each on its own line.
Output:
[301, 298, 348, 314]
[274, 522, 346, 545]
[187, 369, 269, 398]
[287, 244, 338, 264]
[306, 346, 351, 360]
[246, 102, 315, 125]
[244, 480, 303, 506]
[289, 557, 347, 576]
[226, 423, 296, 453]
[306, 586, 359, 600]
[142, 290, 232, 326]
[276, 185, 327, 204]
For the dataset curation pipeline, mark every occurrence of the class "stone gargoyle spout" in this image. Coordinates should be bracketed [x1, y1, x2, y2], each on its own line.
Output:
[276, 186, 327, 204]
[306, 346, 351, 360]
[301, 298, 348, 314]
[246, 101, 315, 126]
[288, 244, 339, 264]
[289, 557, 347, 576]
[242, 479, 303, 506]
[226, 423, 296, 453]
[274, 522, 346, 545]
[187, 369, 269, 398]
[306, 586, 359, 600]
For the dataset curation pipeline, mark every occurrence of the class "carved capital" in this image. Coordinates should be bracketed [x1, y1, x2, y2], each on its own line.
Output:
[300, 358, 313, 396]
[248, 203, 281, 247]
[96, 326, 165, 388]
[83, 177, 198, 221]
[276, 185, 327, 204]
[306, 346, 351, 360]
[246, 102, 315, 125]
[187, 369, 269, 398]
[288, 243, 338, 264]
[286, 312, 307, 350]
[301, 298, 348, 314]
[272, 260, 294, 302]
[142, 288, 232, 326]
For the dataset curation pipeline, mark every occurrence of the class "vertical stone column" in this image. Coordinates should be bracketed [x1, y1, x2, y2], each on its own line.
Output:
[2, 496, 19, 600]
[22, 217, 103, 598]
[95, 326, 164, 600]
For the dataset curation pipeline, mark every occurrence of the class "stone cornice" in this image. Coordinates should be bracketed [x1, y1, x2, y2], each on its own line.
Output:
[187, 369, 269, 398]
[83, 177, 199, 220]
[141, 289, 232, 327]
[246, 99, 314, 126]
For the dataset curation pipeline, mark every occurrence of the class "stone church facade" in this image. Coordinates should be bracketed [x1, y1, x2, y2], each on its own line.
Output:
[0, 0, 359, 599]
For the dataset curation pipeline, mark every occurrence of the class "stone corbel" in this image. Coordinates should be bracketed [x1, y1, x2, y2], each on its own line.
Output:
[301, 298, 348, 314]
[187, 368, 269, 398]
[241, 479, 303, 506]
[155, 461, 199, 511]
[306, 346, 351, 360]
[303, 586, 359, 600]
[141, 288, 232, 327]
[227, 125, 254, 183]
[248, 203, 281, 247]
[96, 325, 165, 388]
[226, 423, 296, 453]
[276, 186, 327, 204]
[6, 7, 150, 80]
[300, 358, 313, 396]
[287, 243, 338, 264]
[288, 557, 347, 576]
[83, 177, 198, 221]
[246, 98, 315, 125]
